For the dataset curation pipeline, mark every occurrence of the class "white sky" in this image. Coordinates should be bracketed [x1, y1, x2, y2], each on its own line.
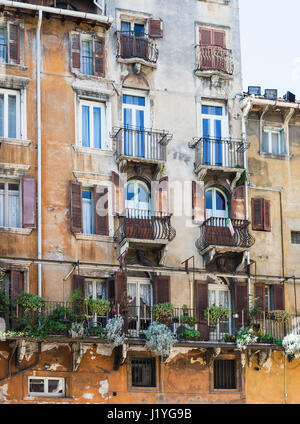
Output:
[239, 0, 300, 99]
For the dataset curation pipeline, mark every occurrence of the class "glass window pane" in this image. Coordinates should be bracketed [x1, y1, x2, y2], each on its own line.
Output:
[48, 379, 63, 394]
[202, 105, 223, 116]
[126, 183, 135, 201]
[82, 190, 93, 234]
[8, 95, 17, 139]
[271, 132, 279, 155]
[216, 192, 226, 211]
[0, 27, 7, 63]
[209, 290, 216, 306]
[206, 190, 212, 210]
[30, 379, 45, 393]
[137, 185, 148, 203]
[85, 281, 93, 298]
[263, 131, 269, 153]
[134, 24, 145, 37]
[127, 283, 137, 305]
[123, 95, 145, 107]
[0, 94, 4, 138]
[93, 107, 101, 149]
[82, 40, 93, 75]
[0, 186, 4, 227]
[140, 284, 151, 306]
[82, 105, 90, 147]
[219, 290, 229, 308]
[121, 21, 131, 33]
[96, 281, 106, 299]
[8, 186, 19, 228]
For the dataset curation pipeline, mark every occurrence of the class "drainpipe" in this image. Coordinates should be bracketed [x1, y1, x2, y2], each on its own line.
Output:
[93, 0, 105, 15]
[37, 9, 42, 299]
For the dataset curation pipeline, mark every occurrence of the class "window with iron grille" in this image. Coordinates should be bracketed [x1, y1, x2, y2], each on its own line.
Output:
[291, 231, 300, 244]
[214, 359, 236, 389]
[131, 357, 156, 387]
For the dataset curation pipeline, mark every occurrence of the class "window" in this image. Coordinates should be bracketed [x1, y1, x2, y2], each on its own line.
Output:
[82, 188, 95, 234]
[265, 285, 270, 313]
[125, 180, 150, 216]
[85, 279, 107, 326]
[251, 198, 271, 231]
[79, 100, 106, 149]
[70, 32, 105, 77]
[214, 359, 236, 390]
[0, 181, 21, 228]
[0, 88, 20, 139]
[28, 377, 65, 398]
[131, 357, 156, 387]
[0, 22, 21, 65]
[263, 127, 285, 155]
[127, 278, 152, 336]
[205, 188, 228, 220]
[208, 284, 231, 340]
[291, 231, 300, 244]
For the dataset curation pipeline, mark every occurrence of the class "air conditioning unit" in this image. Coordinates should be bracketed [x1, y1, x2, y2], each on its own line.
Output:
[248, 86, 261, 96]
[264, 89, 278, 100]
[283, 91, 296, 103]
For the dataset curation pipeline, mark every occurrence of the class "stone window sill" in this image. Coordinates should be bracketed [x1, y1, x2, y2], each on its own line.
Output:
[72, 145, 113, 156]
[258, 151, 292, 161]
[0, 227, 33, 235]
[117, 57, 157, 69]
[74, 233, 114, 242]
[1, 138, 31, 147]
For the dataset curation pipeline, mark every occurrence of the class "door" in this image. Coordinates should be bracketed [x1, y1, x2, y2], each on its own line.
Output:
[123, 94, 147, 158]
[85, 279, 107, 327]
[127, 278, 152, 336]
[125, 180, 153, 239]
[205, 188, 233, 246]
[208, 284, 231, 341]
[202, 105, 227, 166]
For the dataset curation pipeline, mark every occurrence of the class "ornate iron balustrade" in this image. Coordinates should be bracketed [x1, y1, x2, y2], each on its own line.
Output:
[112, 126, 172, 163]
[196, 217, 255, 251]
[195, 45, 234, 75]
[114, 209, 176, 244]
[116, 31, 159, 63]
[193, 137, 246, 170]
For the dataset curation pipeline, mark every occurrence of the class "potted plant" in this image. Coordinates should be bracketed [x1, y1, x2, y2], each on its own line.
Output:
[86, 298, 111, 316]
[182, 304, 189, 317]
[204, 305, 231, 326]
[180, 315, 197, 328]
[86, 326, 106, 338]
[144, 321, 177, 357]
[224, 333, 236, 343]
[267, 310, 290, 324]
[69, 321, 85, 339]
[179, 328, 201, 341]
[152, 302, 174, 326]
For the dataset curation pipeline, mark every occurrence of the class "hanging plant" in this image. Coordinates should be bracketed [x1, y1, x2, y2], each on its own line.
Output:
[152, 302, 174, 325]
[105, 314, 125, 347]
[282, 334, 300, 361]
[204, 305, 231, 325]
[267, 310, 290, 324]
[144, 321, 177, 357]
[86, 298, 111, 316]
[235, 327, 258, 351]
[16, 293, 45, 312]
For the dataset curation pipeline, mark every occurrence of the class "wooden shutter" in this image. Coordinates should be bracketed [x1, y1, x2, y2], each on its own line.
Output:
[192, 180, 205, 223]
[94, 185, 109, 235]
[112, 171, 125, 216]
[69, 181, 82, 233]
[8, 23, 20, 64]
[72, 274, 85, 296]
[235, 282, 248, 329]
[251, 198, 264, 230]
[22, 176, 36, 228]
[93, 37, 105, 77]
[194, 280, 208, 340]
[158, 177, 169, 213]
[231, 186, 246, 220]
[107, 276, 115, 303]
[148, 18, 163, 38]
[213, 30, 226, 48]
[11, 271, 24, 298]
[70, 32, 81, 73]
[254, 283, 265, 313]
[199, 28, 213, 45]
[263, 199, 271, 231]
[154, 276, 170, 304]
[273, 284, 285, 310]
[114, 272, 128, 331]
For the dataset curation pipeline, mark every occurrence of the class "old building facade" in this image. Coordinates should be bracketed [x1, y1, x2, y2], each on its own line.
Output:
[0, 0, 299, 404]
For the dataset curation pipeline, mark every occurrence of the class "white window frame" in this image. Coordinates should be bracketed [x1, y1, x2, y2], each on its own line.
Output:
[263, 126, 285, 155]
[127, 277, 152, 337]
[0, 88, 21, 139]
[82, 187, 95, 235]
[28, 377, 65, 398]
[78, 99, 106, 149]
[265, 286, 271, 313]
[208, 283, 231, 340]
[0, 179, 21, 228]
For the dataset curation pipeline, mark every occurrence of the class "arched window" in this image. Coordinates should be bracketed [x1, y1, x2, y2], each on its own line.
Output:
[205, 187, 228, 220]
[125, 180, 150, 218]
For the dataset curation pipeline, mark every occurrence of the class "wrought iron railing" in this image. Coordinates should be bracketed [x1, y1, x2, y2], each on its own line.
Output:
[195, 45, 234, 75]
[114, 209, 176, 244]
[193, 137, 246, 170]
[196, 217, 255, 251]
[112, 126, 172, 163]
[116, 31, 159, 63]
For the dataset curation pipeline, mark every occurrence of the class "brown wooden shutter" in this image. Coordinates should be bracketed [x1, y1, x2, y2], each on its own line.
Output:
[194, 280, 208, 340]
[273, 284, 285, 310]
[69, 181, 83, 233]
[72, 274, 85, 296]
[263, 199, 271, 231]
[148, 18, 163, 38]
[231, 186, 246, 220]
[254, 283, 265, 313]
[112, 171, 125, 216]
[94, 185, 109, 235]
[22, 176, 36, 229]
[93, 37, 105, 77]
[192, 180, 205, 223]
[71, 33, 81, 73]
[114, 272, 128, 332]
[11, 271, 24, 298]
[213, 30, 226, 48]
[235, 282, 248, 329]
[159, 177, 168, 213]
[154, 276, 170, 304]
[8, 23, 20, 64]
[199, 28, 213, 45]
[107, 276, 115, 303]
[251, 198, 264, 231]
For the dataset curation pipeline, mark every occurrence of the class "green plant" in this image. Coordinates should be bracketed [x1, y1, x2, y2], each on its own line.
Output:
[70, 290, 85, 321]
[235, 327, 258, 351]
[86, 298, 111, 316]
[267, 310, 290, 324]
[152, 302, 174, 325]
[180, 315, 197, 327]
[204, 305, 231, 325]
[49, 306, 77, 322]
[86, 327, 106, 338]
[224, 333, 236, 342]
[179, 328, 200, 340]
[248, 295, 263, 326]
[0, 289, 11, 315]
[16, 293, 45, 312]
[257, 331, 275, 344]
[235, 171, 246, 187]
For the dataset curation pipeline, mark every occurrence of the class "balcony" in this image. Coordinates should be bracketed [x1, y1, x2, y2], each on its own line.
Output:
[112, 126, 172, 170]
[195, 45, 234, 78]
[116, 31, 159, 66]
[114, 209, 176, 251]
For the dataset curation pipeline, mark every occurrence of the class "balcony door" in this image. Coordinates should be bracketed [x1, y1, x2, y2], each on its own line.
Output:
[120, 21, 147, 60]
[206, 188, 228, 221]
[123, 93, 149, 158]
[208, 284, 231, 341]
[127, 278, 152, 337]
[202, 105, 228, 167]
